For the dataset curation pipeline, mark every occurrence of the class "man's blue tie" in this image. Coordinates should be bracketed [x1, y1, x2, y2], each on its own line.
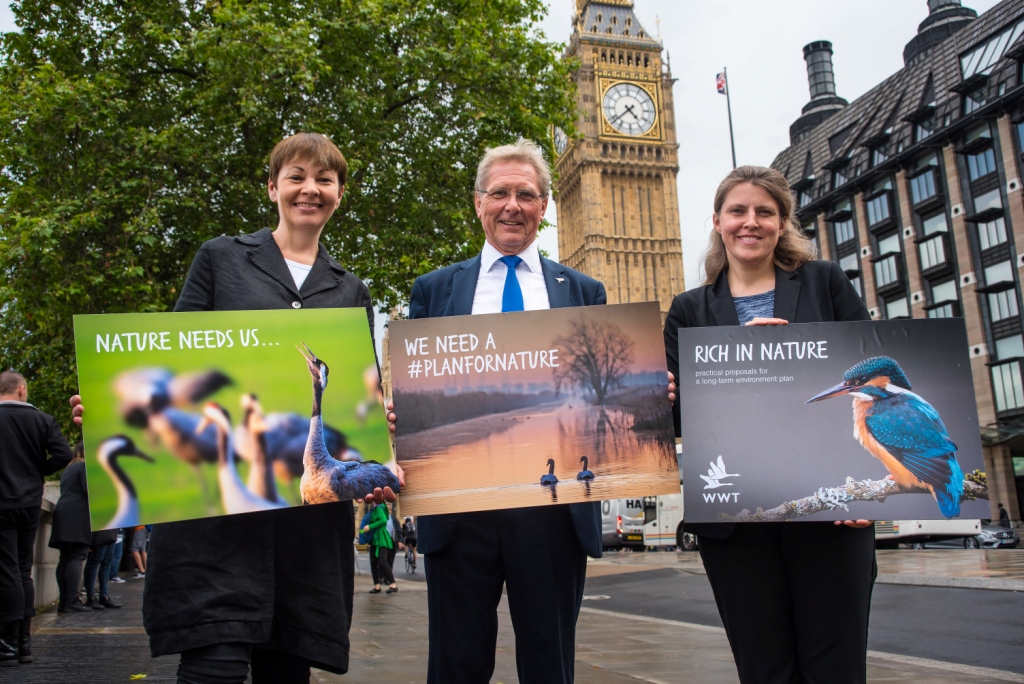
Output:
[499, 255, 524, 312]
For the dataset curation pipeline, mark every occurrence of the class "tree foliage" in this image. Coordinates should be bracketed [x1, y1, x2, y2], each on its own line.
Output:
[0, 0, 576, 434]
[552, 318, 636, 405]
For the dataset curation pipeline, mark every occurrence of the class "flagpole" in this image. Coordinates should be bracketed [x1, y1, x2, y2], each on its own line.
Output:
[724, 66, 737, 168]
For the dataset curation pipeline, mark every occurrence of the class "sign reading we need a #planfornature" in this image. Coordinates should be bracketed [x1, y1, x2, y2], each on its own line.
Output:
[73, 309, 397, 530]
[678, 319, 988, 523]
[390, 302, 680, 516]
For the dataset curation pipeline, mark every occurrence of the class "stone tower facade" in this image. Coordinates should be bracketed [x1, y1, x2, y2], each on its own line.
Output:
[553, 0, 684, 318]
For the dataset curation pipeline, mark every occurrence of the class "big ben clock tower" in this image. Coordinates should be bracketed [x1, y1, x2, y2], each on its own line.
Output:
[554, 0, 684, 318]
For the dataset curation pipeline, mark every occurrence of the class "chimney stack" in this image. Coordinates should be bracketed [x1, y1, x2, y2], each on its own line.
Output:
[905, 1, 977, 66]
[803, 41, 839, 101]
[789, 41, 848, 144]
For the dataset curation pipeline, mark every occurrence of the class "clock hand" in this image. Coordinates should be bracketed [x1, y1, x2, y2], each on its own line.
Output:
[623, 104, 640, 121]
[607, 109, 628, 126]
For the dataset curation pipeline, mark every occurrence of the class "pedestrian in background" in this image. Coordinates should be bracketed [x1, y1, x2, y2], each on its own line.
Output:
[362, 502, 397, 594]
[388, 505, 404, 577]
[997, 503, 1010, 527]
[83, 528, 120, 609]
[401, 518, 417, 567]
[49, 443, 91, 617]
[0, 371, 74, 666]
[130, 525, 149, 578]
[108, 530, 125, 584]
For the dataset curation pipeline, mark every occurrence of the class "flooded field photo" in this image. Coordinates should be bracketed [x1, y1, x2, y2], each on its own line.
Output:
[390, 303, 680, 515]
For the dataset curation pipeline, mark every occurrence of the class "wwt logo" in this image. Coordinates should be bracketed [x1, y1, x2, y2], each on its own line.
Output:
[701, 456, 740, 503]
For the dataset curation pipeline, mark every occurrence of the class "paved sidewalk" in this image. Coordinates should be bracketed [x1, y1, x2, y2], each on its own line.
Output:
[7, 550, 1023, 683]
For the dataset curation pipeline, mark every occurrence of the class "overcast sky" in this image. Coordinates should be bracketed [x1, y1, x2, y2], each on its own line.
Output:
[0, 0, 1005, 291]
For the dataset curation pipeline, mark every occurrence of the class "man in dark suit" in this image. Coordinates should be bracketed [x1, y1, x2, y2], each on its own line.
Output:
[406, 138, 605, 684]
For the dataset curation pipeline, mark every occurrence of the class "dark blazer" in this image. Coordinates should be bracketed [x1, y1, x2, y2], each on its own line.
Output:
[143, 227, 372, 674]
[49, 461, 91, 547]
[664, 260, 869, 539]
[409, 253, 607, 559]
[0, 401, 73, 511]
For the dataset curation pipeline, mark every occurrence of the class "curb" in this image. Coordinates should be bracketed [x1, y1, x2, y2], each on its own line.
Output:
[875, 573, 1024, 592]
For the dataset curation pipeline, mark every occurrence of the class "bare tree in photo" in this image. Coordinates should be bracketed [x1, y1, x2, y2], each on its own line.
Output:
[552, 318, 636, 405]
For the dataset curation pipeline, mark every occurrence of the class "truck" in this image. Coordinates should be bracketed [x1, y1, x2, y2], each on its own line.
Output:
[873, 519, 982, 548]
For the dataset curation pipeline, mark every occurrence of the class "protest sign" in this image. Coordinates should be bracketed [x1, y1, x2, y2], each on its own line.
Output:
[73, 308, 395, 530]
[390, 302, 679, 516]
[678, 319, 988, 522]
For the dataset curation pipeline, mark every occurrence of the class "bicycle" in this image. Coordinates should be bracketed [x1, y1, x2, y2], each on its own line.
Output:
[404, 544, 417, 574]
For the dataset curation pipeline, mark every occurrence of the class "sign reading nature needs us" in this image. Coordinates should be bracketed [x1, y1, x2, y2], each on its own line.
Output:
[390, 302, 680, 516]
[73, 309, 397, 530]
[678, 319, 988, 523]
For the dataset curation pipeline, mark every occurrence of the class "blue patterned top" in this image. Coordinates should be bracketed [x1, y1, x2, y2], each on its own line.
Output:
[733, 290, 775, 325]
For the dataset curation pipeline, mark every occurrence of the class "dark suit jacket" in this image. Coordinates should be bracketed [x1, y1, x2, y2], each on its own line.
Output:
[409, 252, 607, 559]
[0, 401, 73, 511]
[664, 260, 870, 539]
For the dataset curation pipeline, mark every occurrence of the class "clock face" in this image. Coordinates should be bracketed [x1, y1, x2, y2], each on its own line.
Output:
[602, 83, 656, 136]
[554, 127, 569, 155]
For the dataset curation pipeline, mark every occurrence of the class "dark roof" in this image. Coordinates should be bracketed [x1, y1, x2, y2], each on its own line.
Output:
[575, 1, 662, 49]
[772, 0, 1024, 215]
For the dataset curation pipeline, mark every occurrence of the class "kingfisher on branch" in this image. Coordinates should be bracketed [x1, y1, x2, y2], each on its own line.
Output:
[805, 356, 963, 518]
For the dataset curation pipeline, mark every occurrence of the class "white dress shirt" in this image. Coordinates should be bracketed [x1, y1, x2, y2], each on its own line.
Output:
[471, 241, 551, 315]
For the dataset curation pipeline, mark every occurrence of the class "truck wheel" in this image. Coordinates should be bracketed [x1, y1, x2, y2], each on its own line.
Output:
[678, 526, 698, 552]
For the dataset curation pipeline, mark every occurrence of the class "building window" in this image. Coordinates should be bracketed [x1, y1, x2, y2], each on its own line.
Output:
[963, 87, 987, 115]
[928, 303, 956, 318]
[990, 289, 1020, 322]
[922, 212, 948, 236]
[798, 189, 812, 208]
[877, 233, 900, 256]
[960, 20, 1024, 79]
[832, 168, 848, 189]
[909, 170, 937, 205]
[875, 254, 902, 289]
[978, 216, 1008, 250]
[886, 297, 910, 319]
[866, 194, 891, 226]
[839, 253, 859, 273]
[985, 260, 1015, 286]
[1015, 120, 1024, 153]
[967, 147, 997, 181]
[914, 115, 936, 142]
[974, 187, 1003, 215]
[849, 275, 862, 296]
[996, 334, 1024, 360]
[918, 234, 948, 271]
[871, 146, 888, 167]
[834, 219, 855, 245]
[991, 358, 1024, 411]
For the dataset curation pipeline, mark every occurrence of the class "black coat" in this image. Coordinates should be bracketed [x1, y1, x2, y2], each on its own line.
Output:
[664, 260, 870, 539]
[0, 401, 73, 511]
[143, 228, 372, 674]
[49, 461, 91, 547]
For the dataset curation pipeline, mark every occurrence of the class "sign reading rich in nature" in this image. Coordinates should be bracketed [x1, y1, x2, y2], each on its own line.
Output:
[678, 319, 989, 523]
[390, 302, 680, 515]
[73, 309, 397, 530]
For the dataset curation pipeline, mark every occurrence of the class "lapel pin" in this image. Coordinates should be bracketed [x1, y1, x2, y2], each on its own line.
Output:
[556, 277, 565, 283]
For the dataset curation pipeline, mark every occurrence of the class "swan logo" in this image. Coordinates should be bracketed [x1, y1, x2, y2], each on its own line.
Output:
[700, 456, 741, 493]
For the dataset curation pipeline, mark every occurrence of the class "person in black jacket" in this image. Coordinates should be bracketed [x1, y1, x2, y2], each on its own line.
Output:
[49, 443, 92, 615]
[0, 370, 74, 666]
[664, 166, 876, 684]
[72, 132, 399, 684]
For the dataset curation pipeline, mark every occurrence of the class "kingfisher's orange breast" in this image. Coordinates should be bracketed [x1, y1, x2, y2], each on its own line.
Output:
[851, 400, 927, 491]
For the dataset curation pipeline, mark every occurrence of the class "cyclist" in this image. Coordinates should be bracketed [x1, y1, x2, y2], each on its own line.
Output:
[401, 517, 417, 568]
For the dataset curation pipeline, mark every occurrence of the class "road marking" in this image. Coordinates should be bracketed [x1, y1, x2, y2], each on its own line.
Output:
[35, 627, 147, 635]
[867, 650, 1024, 683]
[580, 607, 1024, 682]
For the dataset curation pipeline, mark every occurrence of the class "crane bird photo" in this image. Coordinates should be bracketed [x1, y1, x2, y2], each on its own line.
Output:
[96, 435, 154, 529]
[297, 343, 400, 504]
